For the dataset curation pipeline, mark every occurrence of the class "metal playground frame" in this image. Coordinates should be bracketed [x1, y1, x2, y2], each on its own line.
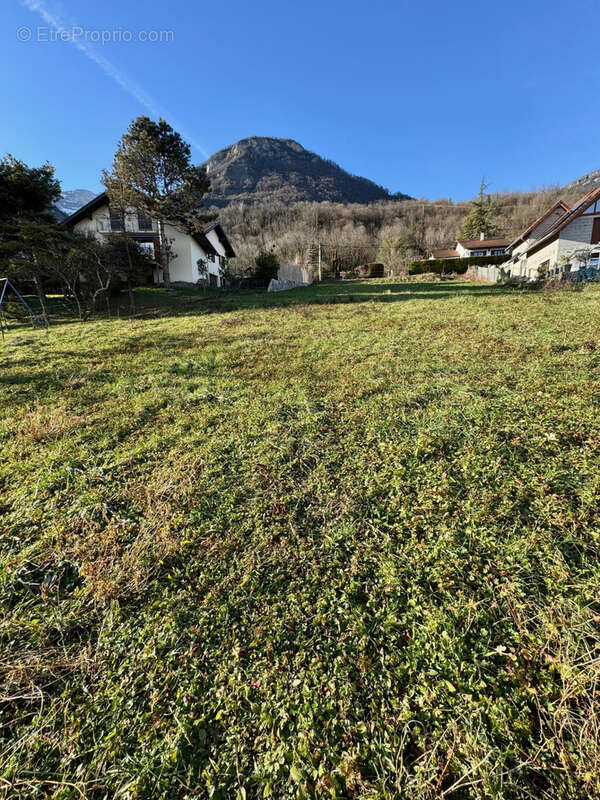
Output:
[0, 277, 47, 338]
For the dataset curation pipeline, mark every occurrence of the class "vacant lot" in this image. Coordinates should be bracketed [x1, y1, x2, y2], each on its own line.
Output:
[1, 280, 600, 799]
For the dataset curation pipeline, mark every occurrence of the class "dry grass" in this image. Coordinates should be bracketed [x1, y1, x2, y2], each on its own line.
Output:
[1, 280, 600, 799]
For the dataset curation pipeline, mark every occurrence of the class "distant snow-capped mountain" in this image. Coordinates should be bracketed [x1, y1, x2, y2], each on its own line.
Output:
[56, 189, 96, 217]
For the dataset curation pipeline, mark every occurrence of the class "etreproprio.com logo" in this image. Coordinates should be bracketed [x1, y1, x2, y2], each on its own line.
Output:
[16, 26, 175, 44]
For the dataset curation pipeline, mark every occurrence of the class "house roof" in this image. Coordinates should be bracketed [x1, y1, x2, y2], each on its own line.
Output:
[202, 221, 236, 258]
[431, 248, 459, 259]
[526, 187, 600, 257]
[192, 231, 217, 256]
[62, 190, 235, 258]
[457, 237, 509, 250]
[509, 201, 570, 249]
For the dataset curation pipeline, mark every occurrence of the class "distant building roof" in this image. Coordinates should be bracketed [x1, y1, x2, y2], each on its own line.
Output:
[457, 237, 510, 249]
[431, 248, 459, 259]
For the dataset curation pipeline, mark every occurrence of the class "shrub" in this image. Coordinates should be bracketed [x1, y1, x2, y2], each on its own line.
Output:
[254, 250, 279, 282]
[409, 254, 508, 275]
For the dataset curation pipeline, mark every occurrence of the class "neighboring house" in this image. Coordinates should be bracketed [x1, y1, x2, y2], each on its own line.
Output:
[456, 235, 510, 258]
[429, 235, 509, 260]
[507, 188, 600, 280]
[62, 192, 235, 287]
[430, 248, 461, 260]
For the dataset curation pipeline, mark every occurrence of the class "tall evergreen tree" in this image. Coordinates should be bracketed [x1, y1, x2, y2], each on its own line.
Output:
[459, 177, 498, 239]
[102, 117, 211, 289]
[0, 155, 61, 223]
[99, 173, 146, 312]
[0, 155, 62, 320]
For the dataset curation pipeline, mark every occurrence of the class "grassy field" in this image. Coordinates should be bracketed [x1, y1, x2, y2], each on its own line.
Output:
[1, 279, 600, 799]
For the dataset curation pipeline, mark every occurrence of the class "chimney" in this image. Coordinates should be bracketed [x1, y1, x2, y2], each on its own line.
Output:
[480, 231, 485, 241]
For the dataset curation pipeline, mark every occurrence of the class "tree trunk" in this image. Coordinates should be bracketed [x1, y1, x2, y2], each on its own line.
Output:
[122, 232, 136, 314]
[127, 279, 135, 314]
[33, 274, 49, 325]
[158, 219, 171, 289]
[72, 289, 83, 321]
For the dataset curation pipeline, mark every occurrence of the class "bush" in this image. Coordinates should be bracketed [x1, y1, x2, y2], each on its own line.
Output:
[254, 250, 279, 282]
[409, 254, 508, 275]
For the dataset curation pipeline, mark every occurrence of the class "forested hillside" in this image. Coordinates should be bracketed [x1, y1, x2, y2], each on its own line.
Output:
[214, 184, 580, 272]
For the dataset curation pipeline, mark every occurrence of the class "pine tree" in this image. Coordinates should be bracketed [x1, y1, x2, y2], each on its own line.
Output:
[459, 177, 498, 239]
[102, 117, 211, 289]
[0, 155, 61, 223]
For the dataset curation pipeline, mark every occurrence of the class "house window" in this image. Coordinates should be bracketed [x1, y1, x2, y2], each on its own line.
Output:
[590, 253, 599, 269]
[208, 253, 215, 262]
[491, 249, 504, 255]
[109, 209, 124, 231]
[472, 250, 484, 256]
[137, 211, 153, 231]
[591, 217, 600, 244]
[137, 241, 156, 260]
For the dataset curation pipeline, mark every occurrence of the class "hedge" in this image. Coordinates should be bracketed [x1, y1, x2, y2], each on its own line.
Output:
[409, 254, 508, 275]
[357, 262, 385, 278]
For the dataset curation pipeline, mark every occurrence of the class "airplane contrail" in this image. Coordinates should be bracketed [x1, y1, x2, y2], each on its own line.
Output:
[20, 0, 209, 158]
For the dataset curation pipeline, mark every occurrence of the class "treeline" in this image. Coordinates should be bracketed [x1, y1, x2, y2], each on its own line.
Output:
[213, 184, 577, 275]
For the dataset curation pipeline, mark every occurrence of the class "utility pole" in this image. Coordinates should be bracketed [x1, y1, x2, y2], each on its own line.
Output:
[318, 242, 322, 282]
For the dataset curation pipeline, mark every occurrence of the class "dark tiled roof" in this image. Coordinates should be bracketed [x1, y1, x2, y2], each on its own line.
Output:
[458, 237, 510, 249]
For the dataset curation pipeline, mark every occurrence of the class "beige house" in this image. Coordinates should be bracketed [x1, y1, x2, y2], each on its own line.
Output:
[63, 192, 235, 287]
[507, 188, 600, 279]
[430, 235, 509, 260]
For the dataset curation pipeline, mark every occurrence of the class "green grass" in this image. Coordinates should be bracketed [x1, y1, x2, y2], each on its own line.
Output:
[1, 279, 600, 799]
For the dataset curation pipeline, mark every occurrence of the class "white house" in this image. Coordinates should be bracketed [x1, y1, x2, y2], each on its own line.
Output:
[430, 234, 509, 260]
[456, 235, 509, 258]
[63, 192, 235, 287]
[507, 188, 600, 279]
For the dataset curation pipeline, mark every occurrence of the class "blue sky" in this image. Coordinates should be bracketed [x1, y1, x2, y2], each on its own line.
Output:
[2, 0, 598, 200]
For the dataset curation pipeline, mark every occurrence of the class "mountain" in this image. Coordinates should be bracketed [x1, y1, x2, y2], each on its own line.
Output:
[56, 189, 97, 218]
[564, 168, 600, 195]
[203, 137, 411, 206]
